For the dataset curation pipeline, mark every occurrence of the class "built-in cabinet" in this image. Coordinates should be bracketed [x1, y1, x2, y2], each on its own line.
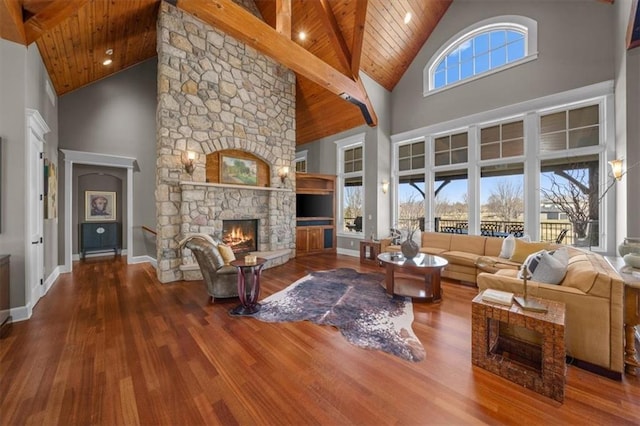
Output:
[296, 173, 336, 256]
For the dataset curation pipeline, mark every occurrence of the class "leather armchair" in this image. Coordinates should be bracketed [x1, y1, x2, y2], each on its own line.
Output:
[179, 235, 238, 303]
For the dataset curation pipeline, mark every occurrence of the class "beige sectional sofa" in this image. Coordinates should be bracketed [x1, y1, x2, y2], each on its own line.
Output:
[380, 231, 625, 376]
[381, 231, 517, 284]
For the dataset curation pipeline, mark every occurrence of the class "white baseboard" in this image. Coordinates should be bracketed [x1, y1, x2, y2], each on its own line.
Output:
[9, 305, 30, 323]
[130, 255, 157, 268]
[43, 266, 61, 295]
[337, 248, 359, 257]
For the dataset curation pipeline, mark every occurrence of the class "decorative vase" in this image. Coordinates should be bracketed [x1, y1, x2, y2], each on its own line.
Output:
[623, 253, 640, 268]
[400, 239, 419, 259]
[618, 237, 640, 257]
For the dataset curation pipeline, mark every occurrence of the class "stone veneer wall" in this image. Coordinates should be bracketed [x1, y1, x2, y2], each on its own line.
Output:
[156, 2, 296, 283]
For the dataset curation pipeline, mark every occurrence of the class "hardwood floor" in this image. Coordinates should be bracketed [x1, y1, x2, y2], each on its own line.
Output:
[1, 253, 639, 425]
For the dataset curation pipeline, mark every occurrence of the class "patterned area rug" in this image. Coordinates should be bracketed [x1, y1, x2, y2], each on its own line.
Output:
[252, 268, 425, 362]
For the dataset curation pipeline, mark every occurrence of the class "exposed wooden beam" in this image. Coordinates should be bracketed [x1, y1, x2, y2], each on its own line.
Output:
[275, 0, 291, 39]
[0, 0, 27, 45]
[312, 0, 376, 126]
[23, 0, 89, 45]
[351, 0, 367, 77]
[177, 0, 376, 126]
[313, 0, 352, 75]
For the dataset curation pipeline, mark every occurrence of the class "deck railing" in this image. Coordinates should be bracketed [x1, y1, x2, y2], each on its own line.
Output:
[434, 219, 574, 243]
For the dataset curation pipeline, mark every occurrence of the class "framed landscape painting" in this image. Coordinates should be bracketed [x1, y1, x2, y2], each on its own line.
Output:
[220, 155, 258, 186]
[85, 191, 116, 221]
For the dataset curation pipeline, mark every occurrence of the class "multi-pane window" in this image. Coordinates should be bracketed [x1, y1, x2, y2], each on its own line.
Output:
[480, 163, 524, 236]
[398, 141, 425, 171]
[434, 170, 469, 232]
[540, 155, 600, 246]
[295, 150, 307, 173]
[425, 17, 537, 94]
[295, 159, 307, 173]
[394, 94, 609, 248]
[434, 132, 468, 166]
[397, 140, 426, 231]
[432, 29, 525, 90]
[339, 143, 364, 233]
[480, 120, 524, 160]
[344, 146, 363, 173]
[540, 105, 599, 152]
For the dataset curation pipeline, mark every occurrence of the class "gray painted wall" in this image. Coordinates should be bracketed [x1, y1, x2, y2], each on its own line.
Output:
[299, 72, 392, 251]
[0, 40, 58, 308]
[59, 58, 157, 258]
[392, 0, 615, 134]
[614, 0, 640, 239]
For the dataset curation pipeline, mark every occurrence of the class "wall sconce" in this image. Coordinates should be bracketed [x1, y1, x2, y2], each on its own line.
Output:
[381, 180, 389, 194]
[608, 159, 624, 181]
[599, 158, 640, 203]
[183, 151, 196, 175]
[278, 166, 289, 183]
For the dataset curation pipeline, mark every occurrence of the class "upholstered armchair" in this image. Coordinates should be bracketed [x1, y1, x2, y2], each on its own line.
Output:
[179, 235, 238, 303]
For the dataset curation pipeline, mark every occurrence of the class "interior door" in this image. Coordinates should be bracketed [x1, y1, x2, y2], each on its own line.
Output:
[26, 113, 46, 312]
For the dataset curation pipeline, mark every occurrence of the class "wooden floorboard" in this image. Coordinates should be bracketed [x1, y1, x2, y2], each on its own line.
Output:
[1, 253, 639, 425]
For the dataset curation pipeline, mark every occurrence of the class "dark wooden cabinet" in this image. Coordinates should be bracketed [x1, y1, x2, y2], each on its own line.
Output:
[80, 222, 120, 259]
[296, 173, 336, 256]
[0, 255, 10, 335]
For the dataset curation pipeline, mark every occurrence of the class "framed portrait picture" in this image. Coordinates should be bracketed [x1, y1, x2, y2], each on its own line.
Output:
[220, 155, 258, 186]
[85, 191, 116, 221]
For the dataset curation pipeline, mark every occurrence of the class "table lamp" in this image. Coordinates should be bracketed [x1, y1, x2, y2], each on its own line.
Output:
[514, 264, 548, 313]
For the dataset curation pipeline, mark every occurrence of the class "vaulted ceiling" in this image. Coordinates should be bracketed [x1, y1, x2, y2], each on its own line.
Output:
[1, 0, 451, 144]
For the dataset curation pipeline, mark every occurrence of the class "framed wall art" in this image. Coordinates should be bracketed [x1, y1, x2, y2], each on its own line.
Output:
[220, 155, 258, 186]
[85, 190, 116, 221]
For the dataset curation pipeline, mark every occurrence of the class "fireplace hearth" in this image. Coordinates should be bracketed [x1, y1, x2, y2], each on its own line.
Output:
[222, 219, 258, 254]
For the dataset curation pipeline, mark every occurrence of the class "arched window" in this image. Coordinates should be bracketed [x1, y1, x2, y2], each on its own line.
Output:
[425, 16, 537, 95]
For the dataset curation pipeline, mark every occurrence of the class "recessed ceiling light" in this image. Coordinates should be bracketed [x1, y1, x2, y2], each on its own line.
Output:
[105, 48, 113, 55]
[103, 59, 113, 66]
[298, 31, 306, 41]
[404, 12, 412, 24]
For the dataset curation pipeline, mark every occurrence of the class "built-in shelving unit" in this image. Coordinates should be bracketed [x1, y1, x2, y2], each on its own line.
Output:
[296, 173, 336, 256]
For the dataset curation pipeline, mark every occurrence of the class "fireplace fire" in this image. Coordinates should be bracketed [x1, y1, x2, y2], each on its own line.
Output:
[222, 219, 258, 254]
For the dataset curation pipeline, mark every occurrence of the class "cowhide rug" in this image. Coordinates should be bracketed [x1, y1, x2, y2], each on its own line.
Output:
[252, 268, 425, 362]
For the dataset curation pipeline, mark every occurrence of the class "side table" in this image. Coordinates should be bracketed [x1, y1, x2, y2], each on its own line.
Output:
[605, 256, 640, 375]
[360, 240, 381, 265]
[472, 291, 566, 402]
[229, 258, 266, 316]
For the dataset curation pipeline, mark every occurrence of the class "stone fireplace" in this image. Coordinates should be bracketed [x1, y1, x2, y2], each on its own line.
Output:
[222, 219, 258, 254]
[155, 2, 296, 283]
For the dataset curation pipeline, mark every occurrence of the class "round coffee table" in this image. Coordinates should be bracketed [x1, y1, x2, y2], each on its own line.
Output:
[377, 252, 448, 303]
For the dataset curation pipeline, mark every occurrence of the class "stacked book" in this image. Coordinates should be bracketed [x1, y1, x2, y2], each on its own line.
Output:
[481, 289, 514, 306]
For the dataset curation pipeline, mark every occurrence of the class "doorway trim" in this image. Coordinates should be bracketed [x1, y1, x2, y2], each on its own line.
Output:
[60, 149, 136, 272]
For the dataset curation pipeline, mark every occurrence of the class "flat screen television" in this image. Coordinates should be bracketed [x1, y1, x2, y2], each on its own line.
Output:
[296, 194, 333, 218]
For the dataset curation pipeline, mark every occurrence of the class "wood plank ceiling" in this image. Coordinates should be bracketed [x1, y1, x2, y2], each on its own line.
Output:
[1, 0, 451, 145]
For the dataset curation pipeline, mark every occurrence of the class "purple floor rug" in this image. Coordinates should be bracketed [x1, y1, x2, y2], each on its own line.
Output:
[252, 268, 425, 362]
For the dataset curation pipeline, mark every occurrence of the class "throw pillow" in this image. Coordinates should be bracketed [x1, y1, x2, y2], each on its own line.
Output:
[218, 244, 236, 265]
[517, 248, 569, 285]
[499, 234, 531, 259]
[509, 239, 549, 263]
